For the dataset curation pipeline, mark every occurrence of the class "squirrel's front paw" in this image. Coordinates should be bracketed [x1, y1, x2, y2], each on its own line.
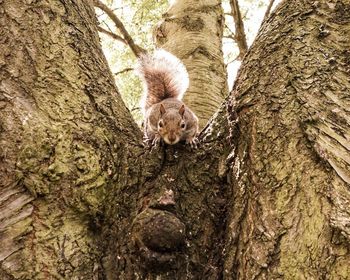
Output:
[143, 135, 162, 148]
[152, 135, 162, 146]
[186, 137, 199, 149]
[148, 134, 163, 149]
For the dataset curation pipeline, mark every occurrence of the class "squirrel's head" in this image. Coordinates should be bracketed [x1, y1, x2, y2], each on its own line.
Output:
[157, 104, 187, 145]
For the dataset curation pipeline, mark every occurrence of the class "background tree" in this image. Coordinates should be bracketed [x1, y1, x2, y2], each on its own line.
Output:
[94, 0, 280, 124]
[1, 1, 349, 280]
[153, 0, 228, 128]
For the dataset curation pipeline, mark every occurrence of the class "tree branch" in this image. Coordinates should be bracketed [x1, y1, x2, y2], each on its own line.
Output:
[93, 0, 146, 57]
[114, 67, 134, 76]
[97, 26, 126, 43]
[229, 0, 248, 60]
[263, 0, 276, 22]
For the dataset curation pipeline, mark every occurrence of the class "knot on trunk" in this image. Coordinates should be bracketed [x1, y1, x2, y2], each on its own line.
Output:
[132, 208, 185, 271]
[149, 189, 175, 211]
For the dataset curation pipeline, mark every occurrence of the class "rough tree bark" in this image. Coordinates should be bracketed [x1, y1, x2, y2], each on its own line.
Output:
[224, 1, 350, 279]
[154, 0, 228, 129]
[1, 0, 349, 280]
[0, 0, 143, 278]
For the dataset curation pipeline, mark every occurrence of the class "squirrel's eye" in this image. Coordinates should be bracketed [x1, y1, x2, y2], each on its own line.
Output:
[180, 123, 186, 129]
[158, 121, 163, 128]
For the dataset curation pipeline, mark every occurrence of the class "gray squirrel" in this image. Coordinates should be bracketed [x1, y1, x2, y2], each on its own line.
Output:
[136, 49, 199, 147]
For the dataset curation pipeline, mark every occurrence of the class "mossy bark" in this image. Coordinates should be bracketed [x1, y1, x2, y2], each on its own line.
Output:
[0, 0, 143, 278]
[1, 0, 349, 280]
[224, 1, 350, 279]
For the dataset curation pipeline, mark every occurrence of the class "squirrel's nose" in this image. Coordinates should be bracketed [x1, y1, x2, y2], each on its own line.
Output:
[168, 135, 176, 142]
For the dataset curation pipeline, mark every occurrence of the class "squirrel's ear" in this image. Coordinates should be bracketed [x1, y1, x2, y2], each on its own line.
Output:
[160, 104, 166, 115]
[179, 105, 185, 117]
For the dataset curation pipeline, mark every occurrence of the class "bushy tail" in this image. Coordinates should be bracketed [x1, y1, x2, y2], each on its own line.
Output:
[136, 49, 189, 113]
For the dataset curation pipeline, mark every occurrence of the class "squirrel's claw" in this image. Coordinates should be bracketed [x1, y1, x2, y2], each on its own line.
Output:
[186, 137, 199, 149]
[146, 134, 162, 149]
[152, 136, 161, 146]
[143, 134, 163, 150]
[143, 137, 153, 147]
[143, 136, 159, 148]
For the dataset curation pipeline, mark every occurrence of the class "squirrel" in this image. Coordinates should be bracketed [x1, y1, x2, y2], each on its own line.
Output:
[136, 49, 199, 147]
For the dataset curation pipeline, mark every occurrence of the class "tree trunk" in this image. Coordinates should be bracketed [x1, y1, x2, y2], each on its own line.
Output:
[154, 0, 228, 129]
[1, 0, 350, 279]
[0, 0, 142, 278]
[224, 0, 350, 279]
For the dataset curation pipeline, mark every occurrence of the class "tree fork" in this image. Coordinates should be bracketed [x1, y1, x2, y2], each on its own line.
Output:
[1, 0, 349, 279]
